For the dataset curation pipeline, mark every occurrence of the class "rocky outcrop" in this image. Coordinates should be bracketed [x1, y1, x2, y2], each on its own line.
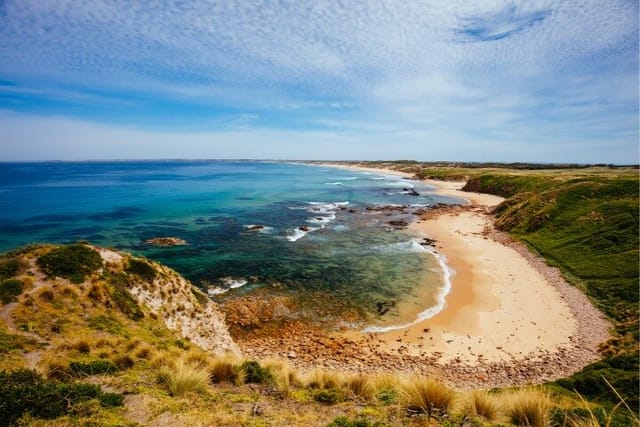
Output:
[145, 237, 187, 247]
[99, 248, 239, 355]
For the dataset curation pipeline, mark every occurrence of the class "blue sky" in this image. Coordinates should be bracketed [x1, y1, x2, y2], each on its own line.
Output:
[0, 0, 637, 162]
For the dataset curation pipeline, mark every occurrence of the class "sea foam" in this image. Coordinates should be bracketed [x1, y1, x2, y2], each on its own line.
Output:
[362, 244, 454, 333]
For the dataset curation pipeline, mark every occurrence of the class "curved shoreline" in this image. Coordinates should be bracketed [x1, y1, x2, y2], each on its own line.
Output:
[235, 162, 611, 388]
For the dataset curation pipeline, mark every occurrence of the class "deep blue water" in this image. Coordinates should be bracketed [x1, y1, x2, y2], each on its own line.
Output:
[0, 161, 457, 326]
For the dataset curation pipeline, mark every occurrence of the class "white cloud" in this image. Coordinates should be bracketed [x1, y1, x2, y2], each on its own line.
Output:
[0, 0, 637, 162]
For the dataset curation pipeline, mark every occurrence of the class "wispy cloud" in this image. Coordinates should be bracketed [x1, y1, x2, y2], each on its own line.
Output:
[0, 0, 637, 162]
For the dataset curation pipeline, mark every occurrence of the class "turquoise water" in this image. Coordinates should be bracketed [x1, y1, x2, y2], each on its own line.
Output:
[0, 161, 457, 327]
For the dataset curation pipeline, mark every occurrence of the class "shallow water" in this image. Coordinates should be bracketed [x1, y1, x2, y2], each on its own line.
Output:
[0, 160, 458, 328]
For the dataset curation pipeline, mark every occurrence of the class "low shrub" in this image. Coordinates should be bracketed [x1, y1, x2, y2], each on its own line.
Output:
[0, 369, 123, 425]
[0, 259, 20, 281]
[68, 359, 118, 376]
[326, 416, 374, 427]
[313, 388, 345, 405]
[87, 315, 124, 335]
[240, 360, 273, 384]
[36, 244, 102, 284]
[377, 388, 397, 405]
[0, 279, 23, 304]
[74, 340, 91, 354]
[0, 258, 21, 280]
[108, 273, 144, 320]
[126, 259, 156, 281]
[113, 355, 135, 370]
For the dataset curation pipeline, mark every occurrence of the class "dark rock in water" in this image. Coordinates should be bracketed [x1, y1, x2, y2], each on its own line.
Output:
[376, 300, 396, 315]
[245, 225, 265, 231]
[420, 237, 437, 246]
[145, 237, 187, 247]
[366, 205, 408, 213]
[406, 188, 420, 196]
[299, 226, 310, 232]
[348, 209, 357, 213]
[387, 220, 409, 228]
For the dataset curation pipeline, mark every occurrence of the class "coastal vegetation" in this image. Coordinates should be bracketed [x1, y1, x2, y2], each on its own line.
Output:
[0, 160, 637, 425]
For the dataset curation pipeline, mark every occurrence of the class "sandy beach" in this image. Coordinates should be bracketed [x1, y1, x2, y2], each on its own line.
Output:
[236, 163, 611, 387]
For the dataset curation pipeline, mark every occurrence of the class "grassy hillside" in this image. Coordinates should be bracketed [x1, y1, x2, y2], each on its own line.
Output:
[1, 243, 638, 426]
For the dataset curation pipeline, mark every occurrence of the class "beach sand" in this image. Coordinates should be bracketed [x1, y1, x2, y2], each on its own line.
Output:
[330, 163, 609, 365]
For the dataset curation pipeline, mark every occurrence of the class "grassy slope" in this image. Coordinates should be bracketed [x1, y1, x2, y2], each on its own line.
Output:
[2, 243, 638, 426]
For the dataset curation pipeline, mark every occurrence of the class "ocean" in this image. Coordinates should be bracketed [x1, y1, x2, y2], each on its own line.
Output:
[0, 160, 459, 330]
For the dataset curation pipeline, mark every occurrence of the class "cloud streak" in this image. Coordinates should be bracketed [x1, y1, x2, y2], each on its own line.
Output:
[0, 0, 637, 162]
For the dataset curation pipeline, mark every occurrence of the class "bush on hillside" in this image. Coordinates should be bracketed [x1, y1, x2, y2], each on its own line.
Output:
[36, 244, 103, 284]
[125, 258, 156, 281]
[68, 359, 118, 376]
[0, 369, 123, 425]
[0, 258, 21, 281]
[107, 272, 144, 320]
[0, 279, 23, 304]
[240, 360, 273, 384]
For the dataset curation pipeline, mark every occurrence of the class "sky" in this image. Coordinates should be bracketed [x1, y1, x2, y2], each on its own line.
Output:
[0, 0, 637, 163]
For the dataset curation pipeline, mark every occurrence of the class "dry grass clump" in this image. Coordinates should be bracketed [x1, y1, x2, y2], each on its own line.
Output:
[183, 349, 211, 369]
[507, 389, 551, 427]
[304, 368, 342, 390]
[464, 390, 501, 421]
[344, 373, 375, 401]
[209, 354, 241, 384]
[73, 340, 91, 354]
[399, 377, 455, 418]
[113, 354, 135, 370]
[151, 352, 172, 369]
[135, 346, 153, 359]
[262, 358, 302, 393]
[157, 360, 209, 397]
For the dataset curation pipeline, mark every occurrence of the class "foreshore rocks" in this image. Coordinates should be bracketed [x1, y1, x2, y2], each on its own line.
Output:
[145, 237, 187, 247]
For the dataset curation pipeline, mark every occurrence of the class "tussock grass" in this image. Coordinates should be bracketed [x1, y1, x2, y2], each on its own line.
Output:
[157, 360, 209, 397]
[262, 358, 302, 393]
[73, 340, 91, 354]
[464, 390, 501, 421]
[134, 345, 153, 359]
[344, 373, 375, 401]
[304, 368, 342, 390]
[184, 349, 210, 368]
[399, 377, 455, 417]
[209, 354, 240, 384]
[507, 389, 551, 427]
